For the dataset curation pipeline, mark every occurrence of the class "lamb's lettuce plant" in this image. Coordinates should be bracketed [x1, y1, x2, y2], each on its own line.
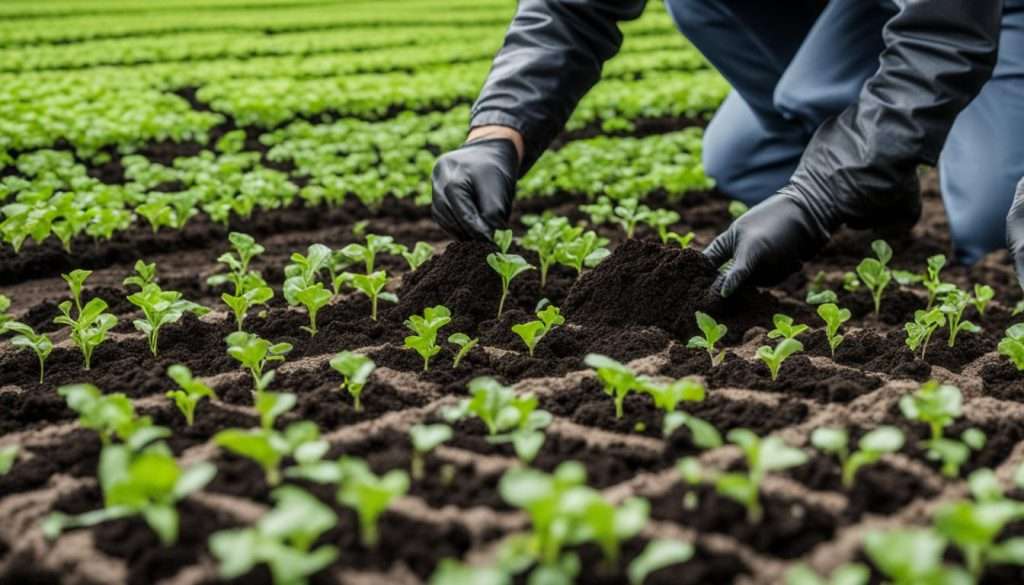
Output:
[128, 283, 209, 355]
[329, 351, 375, 412]
[664, 230, 696, 249]
[122, 260, 156, 290]
[904, 307, 945, 359]
[806, 272, 838, 305]
[756, 338, 803, 381]
[555, 230, 610, 278]
[584, 353, 643, 419]
[644, 378, 721, 447]
[810, 426, 905, 488]
[940, 289, 981, 348]
[855, 240, 892, 316]
[817, 303, 852, 358]
[644, 208, 680, 244]
[409, 423, 453, 481]
[283, 243, 333, 336]
[900, 381, 984, 477]
[972, 284, 995, 317]
[207, 232, 265, 294]
[998, 323, 1024, 370]
[346, 270, 396, 321]
[444, 377, 552, 463]
[686, 311, 727, 366]
[511, 304, 564, 357]
[54, 270, 117, 370]
[487, 241, 534, 319]
[521, 215, 577, 288]
[221, 272, 274, 331]
[768, 314, 809, 340]
[863, 529, 971, 585]
[215, 416, 325, 487]
[341, 233, 401, 274]
[225, 331, 293, 394]
[715, 429, 808, 522]
[335, 456, 410, 548]
[448, 333, 478, 369]
[59, 383, 163, 445]
[165, 364, 217, 427]
[923, 255, 956, 310]
[404, 305, 452, 371]
[399, 241, 434, 272]
[3, 321, 53, 383]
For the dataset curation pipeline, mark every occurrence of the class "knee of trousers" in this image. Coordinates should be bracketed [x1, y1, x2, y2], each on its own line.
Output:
[943, 170, 1019, 265]
[663, 0, 719, 41]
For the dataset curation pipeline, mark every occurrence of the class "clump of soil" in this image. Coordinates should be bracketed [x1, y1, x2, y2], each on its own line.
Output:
[563, 240, 776, 342]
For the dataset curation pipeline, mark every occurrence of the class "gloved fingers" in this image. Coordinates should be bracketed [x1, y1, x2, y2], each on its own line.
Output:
[430, 197, 469, 241]
[702, 229, 735, 268]
[446, 187, 495, 242]
[712, 256, 752, 299]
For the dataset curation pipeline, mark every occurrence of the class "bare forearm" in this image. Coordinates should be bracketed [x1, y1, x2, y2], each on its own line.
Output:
[467, 125, 524, 165]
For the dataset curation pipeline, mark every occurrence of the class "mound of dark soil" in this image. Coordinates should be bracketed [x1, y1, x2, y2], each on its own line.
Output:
[563, 239, 776, 342]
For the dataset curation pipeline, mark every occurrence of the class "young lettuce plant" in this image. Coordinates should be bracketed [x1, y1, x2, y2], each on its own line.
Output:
[922, 254, 957, 309]
[972, 284, 995, 317]
[329, 351, 375, 412]
[686, 311, 727, 366]
[863, 529, 971, 585]
[221, 272, 274, 331]
[399, 241, 434, 272]
[627, 540, 694, 585]
[998, 323, 1024, 370]
[805, 271, 838, 305]
[43, 440, 215, 545]
[209, 486, 338, 585]
[215, 409, 325, 487]
[756, 338, 803, 381]
[644, 378, 722, 447]
[644, 208, 680, 243]
[283, 244, 333, 336]
[767, 314, 809, 340]
[54, 270, 118, 370]
[940, 289, 981, 348]
[904, 307, 945, 359]
[128, 283, 209, 355]
[346, 270, 396, 321]
[855, 239, 892, 316]
[404, 305, 452, 371]
[728, 200, 749, 220]
[555, 230, 610, 278]
[122, 260, 156, 290]
[341, 233, 401, 274]
[817, 303, 852, 358]
[521, 215, 577, 288]
[206, 232, 266, 294]
[165, 364, 217, 427]
[900, 381, 985, 477]
[715, 429, 808, 523]
[409, 423, 453, 481]
[511, 304, 564, 357]
[448, 333, 478, 369]
[225, 331, 293, 394]
[59, 384, 164, 445]
[584, 353, 643, 419]
[488, 232, 534, 319]
[444, 377, 552, 463]
[810, 426, 905, 488]
[335, 456, 410, 548]
[3, 321, 53, 383]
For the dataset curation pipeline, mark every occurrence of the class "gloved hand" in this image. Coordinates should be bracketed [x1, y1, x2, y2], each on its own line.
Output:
[431, 138, 519, 242]
[1007, 178, 1024, 291]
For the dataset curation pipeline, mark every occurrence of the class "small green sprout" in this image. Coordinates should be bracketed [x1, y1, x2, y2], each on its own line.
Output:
[686, 311, 727, 366]
[59, 384, 163, 445]
[728, 200, 749, 220]
[409, 423, 452, 481]
[940, 289, 981, 348]
[842, 272, 861, 292]
[892, 270, 923, 287]
[521, 216, 578, 288]
[923, 255, 957, 309]
[0, 445, 18, 476]
[811, 426, 905, 488]
[806, 271, 838, 305]
[644, 378, 721, 447]
[404, 305, 452, 371]
[627, 539, 695, 585]
[855, 240, 892, 316]
[511, 304, 564, 357]
[128, 283, 209, 355]
[444, 377, 552, 463]
[972, 284, 994, 317]
[43, 441, 215, 545]
[997, 323, 1024, 370]
[221, 272, 274, 331]
[329, 351, 375, 412]
[900, 381, 984, 477]
[207, 232, 266, 294]
[0, 294, 11, 332]
[677, 457, 704, 510]
[715, 429, 808, 522]
[784, 564, 869, 585]
[215, 416, 325, 487]
[430, 560, 510, 585]
[584, 353, 642, 419]
[209, 486, 338, 585]
[555, 230, 610, 278]
[768, 314, 809, 340]
[864, 529, 971, 585]
[756, 338, 803, 381]
[448, 333, 478, 368]
[165, 364, 217, 426]
[341, 233, 400, 274]
[225, 331, 292, 394]
[122, 260, 156, 290]
[336, 456, 410, 548]
[347, 270, 397, 321]
[283, 244, 333, 336]
[664, 230, 696, 249]
[817, 303, 852, 358]
[3, 321, 53, 383]
[487, 244, 534, 319]
[54, 270, 117, 370]
[609, 197, 654, 238]
[400, 241, 435, 272]
[644, 208, 680, 243]
[904, 307, 945, 359]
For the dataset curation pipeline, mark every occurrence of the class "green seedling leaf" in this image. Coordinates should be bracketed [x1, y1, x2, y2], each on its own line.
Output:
[448, 333, 478, 369]
[716, 429, 807, 522]
[555, 230, 610, 277]
[904, 307, 945, 360]
[329, 351, 375, 412]
[403, 305, 452, 371]
[336, 456, 409, 548]
[998, 323, 1024, 370]
[755, 338, 803, 381]
[409, 423, 452, 481]
[487, 253, 533, 319]
[627, 539, 694, 585]
[686, 311, 727, 366]
[817, 303, 851, 358]
[346, 270, 395, 321]
[401, 242, 434, 272]
[4, 321, 53, 383]
[165, 364, 217, 427]
[768, 313, 809, 340]
[585, 354, 640, 419]
[0, 445, 18, 476]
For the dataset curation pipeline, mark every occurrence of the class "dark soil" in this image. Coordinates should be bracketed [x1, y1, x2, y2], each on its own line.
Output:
[705, 353, 883, 403]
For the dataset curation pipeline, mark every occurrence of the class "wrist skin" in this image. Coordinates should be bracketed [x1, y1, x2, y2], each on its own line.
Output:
[467, 125, 525, 165]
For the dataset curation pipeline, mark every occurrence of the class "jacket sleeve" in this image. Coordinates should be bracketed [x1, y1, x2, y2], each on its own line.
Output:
[784, 0, 1003, 236]
[470, 0, 648, 175]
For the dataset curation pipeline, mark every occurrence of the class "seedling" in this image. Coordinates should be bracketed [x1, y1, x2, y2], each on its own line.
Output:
[644, 208, 680, 243]
[283, 244, 333, 336]
[922, 255, 956, 309]
[215, 417, 324, 487]
[328, 351, 375, 412]
[677, 457, 704, 510]
[347, 270, 397, 321]
[207, 232, 266, 295]
[430, 560, 510, 585]
[584, 354, 643, 419]
[997, 323, 1024, 370]
[806, 271, 838, 305]
[627, 539, 694, 585]
[165, 364, 217, 426]
[811, 426, 905, 488]
[0, 445, 18, 476]
[934, 469, 1024, 579]
[900, 381, 984, 477]
[940, 289, 981, 347]
[43, 441, 215, 545]
[209, 486, 338, 585]
[493, 229, 514, 253]
[715, 429, 808, 522]
[817, 303, 851, 358]
[728, 200, 748, 220]
[128, 283, 208, 355]
[756, 338, 803, 381]
[448, 333, 478, 368]
[3, 321, 53, 383]
[221, 272, 274, 331]
[122, 260, 156, 290]
[336, 456, 410, 548]
[855, 239, 892, 316]
[444, 377, 552, 463]
[842, 272, 861, 292]
[768, 314, 809, 340]
[664, 230, 696, 249]
[60, 384, 162, 445]
[904, 307, 945, 359]
[784, 564, 869, 585]
[341, 233, 401, 274]
[511, 304, 564, 357]
[644, 378, 721, 447]
[686, 311, 727, 366]
[555, 230, 610, 277]
[972, 284, 994, 317]
[225, 331, 293, 393]
[400, 241, 434, 272]
[522, 216, 577, 288]
[863, 529, 971, 585]
[487, 249, 533, 319]
[54, 270, 117, 370]
[409, 423, 452, 481]
[404, 305, 452, 371]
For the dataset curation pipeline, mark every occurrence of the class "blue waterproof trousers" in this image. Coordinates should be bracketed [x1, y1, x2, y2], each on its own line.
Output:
[665, 0, 1024, 264]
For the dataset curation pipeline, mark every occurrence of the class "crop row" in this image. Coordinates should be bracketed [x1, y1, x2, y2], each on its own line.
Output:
[0, 0, 359, 20]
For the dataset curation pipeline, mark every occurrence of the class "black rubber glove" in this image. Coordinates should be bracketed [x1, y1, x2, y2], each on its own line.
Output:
[431, 138, 519, 242]
[1007, 178, 1024, 291]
